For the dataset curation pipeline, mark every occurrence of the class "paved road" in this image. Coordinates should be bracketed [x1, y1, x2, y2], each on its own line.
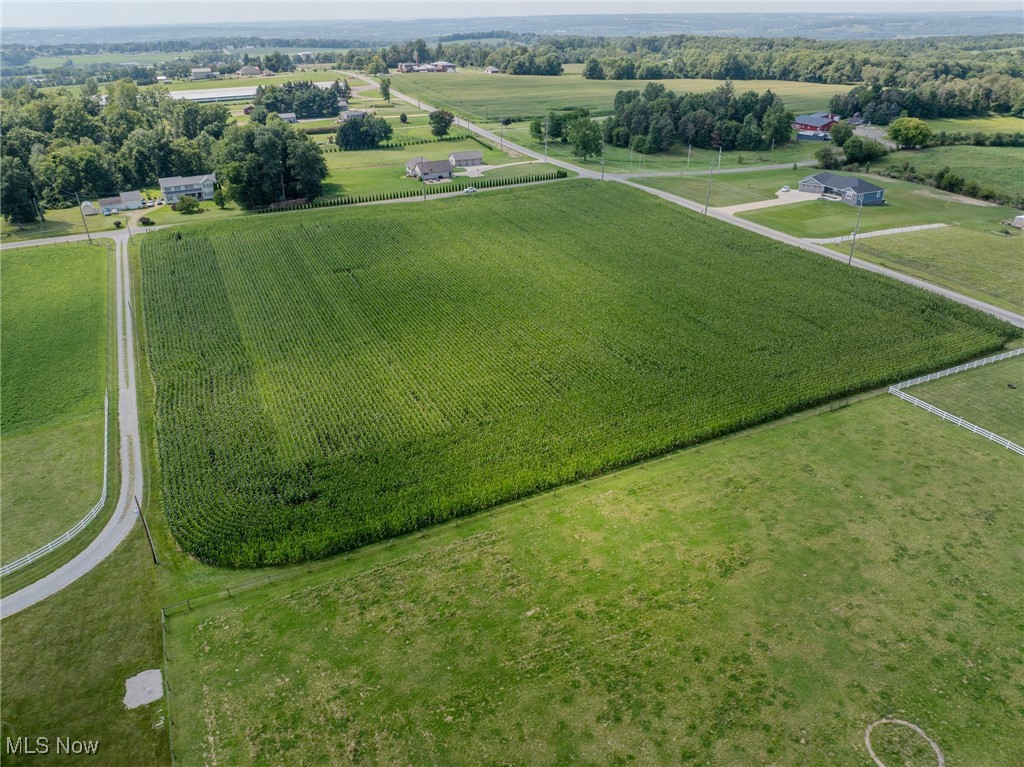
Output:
[1, 232, 143, 620]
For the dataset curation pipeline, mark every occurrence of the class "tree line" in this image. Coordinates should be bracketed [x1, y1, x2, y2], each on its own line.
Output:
[600, 82, 794, 154]
[0, 79, 329, 223]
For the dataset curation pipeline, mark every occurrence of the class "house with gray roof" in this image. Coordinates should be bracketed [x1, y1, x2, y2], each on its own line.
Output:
[159, 173, 217, 203]
[448, 150, 483, 167]
[275, 112, 298, 123]
[792, 111, 841, 131]
[798, 172, 886, 206]
[407, 158, 453, 181]
[119, 190, 145, 210]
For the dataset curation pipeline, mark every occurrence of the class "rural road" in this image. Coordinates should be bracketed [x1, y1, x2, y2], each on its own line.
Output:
[352, 72, 1022, 329]
[1, 232, 143, 620]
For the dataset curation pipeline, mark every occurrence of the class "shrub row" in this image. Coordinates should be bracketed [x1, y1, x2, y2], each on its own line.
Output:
[252, 170, 569, 214]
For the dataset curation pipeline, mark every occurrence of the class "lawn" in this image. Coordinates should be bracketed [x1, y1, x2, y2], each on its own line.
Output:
[828, 226, 1024, 315]
[925, 114, 1024, 135]
[138, 180, 1015, 567]
[321, 136, 515, 197]
[388, 69, 853, 122]
[0, 529, 169, 767]
[907, 355, 1024, 445]
[163, 392, 1024, 766]
[638, 167, 812, 207]
[488, 119, 820, 175]
[0, 206, 126, 243]
[0, 243, 110, 565]
[882, 145, 1024, 202]
[738, 174, 1019, 238]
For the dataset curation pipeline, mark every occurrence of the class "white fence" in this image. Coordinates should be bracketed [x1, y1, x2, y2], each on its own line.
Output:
[0, 393, 110, 577]
[888, 348, 1023, 455]
[827, 223, 947, 245]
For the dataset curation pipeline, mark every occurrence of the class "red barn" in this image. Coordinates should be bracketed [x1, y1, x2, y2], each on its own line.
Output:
[791, 111, 841, 132]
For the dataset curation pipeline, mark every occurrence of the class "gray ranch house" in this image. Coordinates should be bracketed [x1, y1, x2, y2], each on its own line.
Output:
[159, 173, 217, 203]
[449, 150, 483, 167]
[798, 172, 886, 206]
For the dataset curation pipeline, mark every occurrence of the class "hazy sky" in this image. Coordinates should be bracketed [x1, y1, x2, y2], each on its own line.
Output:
[3, 1, 1020, 29]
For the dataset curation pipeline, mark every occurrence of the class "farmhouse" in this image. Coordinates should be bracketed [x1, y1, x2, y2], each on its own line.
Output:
[432, 61, 457, 72]
[397, 63, 418, 73]
[159, 173, 217, 203]
[190, 67, 216, 80]
[791, 111, 841, 132]
[449, 150, 483, 167]
[119, 190, 145, 210]
[339, 110, 367, 121]
[276, 112, 298, 123]
[407, 158, 453, 181]
[236, 65, 262, 76]
[99, 196, 123, 215]
[484, 66, 500, 74]
[80, 200, 98, 216]
[798, 172, 886, 206]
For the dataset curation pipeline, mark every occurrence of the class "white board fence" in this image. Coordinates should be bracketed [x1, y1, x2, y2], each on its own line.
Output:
[0, 393, 110, 576]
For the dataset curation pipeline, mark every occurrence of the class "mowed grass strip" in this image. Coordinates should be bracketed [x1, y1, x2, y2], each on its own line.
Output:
[1, 243, 110, 564]
[907, 355, 1024, 445]
[638, 167, 811, 207]
[165, 394, 1024, 766]
[828, 226, 1024, 315]
[138, 181, 1017, 567]
[738, 175, 1019, 238]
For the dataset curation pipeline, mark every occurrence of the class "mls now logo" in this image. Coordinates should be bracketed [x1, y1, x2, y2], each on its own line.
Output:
[6, 736, 100, 755]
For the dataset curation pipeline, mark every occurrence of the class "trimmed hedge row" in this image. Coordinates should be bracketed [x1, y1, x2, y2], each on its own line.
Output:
[252, 170, 569, 214]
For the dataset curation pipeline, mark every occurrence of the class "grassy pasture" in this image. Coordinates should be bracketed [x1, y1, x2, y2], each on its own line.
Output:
[738, 175, 1019, 238]
[138, 180, 1016, 567]
[164, 392, 1024, 766]
[637, 167, 811, 207]
[882, 145, 1024, 202]
[828, 226, 1024, 315]
[389, 70, 853, 122]
[908, 355, 1024, 445]
[0, 206, 128, 243]
[925, 114, 1024, 135]
[0, 243, 110, 565]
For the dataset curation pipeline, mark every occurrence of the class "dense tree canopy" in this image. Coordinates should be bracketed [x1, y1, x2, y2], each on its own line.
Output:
[255, 80, 344, 119]
[335, 114, 393, 150]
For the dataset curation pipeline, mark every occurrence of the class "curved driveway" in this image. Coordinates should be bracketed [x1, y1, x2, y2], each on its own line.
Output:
[1, 232, 142, 619]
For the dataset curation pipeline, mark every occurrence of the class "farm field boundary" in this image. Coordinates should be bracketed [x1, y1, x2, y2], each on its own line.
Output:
[0, 394, 110, 576]
[888, 348, 1024, 454]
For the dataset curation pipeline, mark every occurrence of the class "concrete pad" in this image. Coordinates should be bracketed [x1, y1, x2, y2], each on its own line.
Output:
[716, 190, 821, 215]
[124, 669, 163, 709]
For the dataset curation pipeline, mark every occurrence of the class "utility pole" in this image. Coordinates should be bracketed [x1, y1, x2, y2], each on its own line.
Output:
[600, 140, 605, 181]
[703, 161, 714, 215]
[500, 120, 504, 151]
[686, 143, 691, 173]
[123, 213, 134, 244]
[135, 496, 159, 565]
[770, 137, 776, 164]
[75, 192, 92, 243]
[848, 193, 865, 265]
[543, 117, 549, 163]
[718, 146, 722, 171]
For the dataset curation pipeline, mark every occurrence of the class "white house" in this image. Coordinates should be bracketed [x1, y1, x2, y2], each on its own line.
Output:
[484, 66, 500, 74]
[190, 67, 216, 80]
[406, 158, 453, 181]
[276, 112, 298, 123]
[159, 173, 217, 203]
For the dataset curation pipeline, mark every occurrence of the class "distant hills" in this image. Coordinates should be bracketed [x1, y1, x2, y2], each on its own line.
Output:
[5, 11, 1022, 46]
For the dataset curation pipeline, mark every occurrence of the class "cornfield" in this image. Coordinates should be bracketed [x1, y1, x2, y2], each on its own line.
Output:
[139, 180, 1017, 566]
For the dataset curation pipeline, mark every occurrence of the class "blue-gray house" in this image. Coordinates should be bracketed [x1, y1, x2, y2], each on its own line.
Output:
[798, 172, 886, 206]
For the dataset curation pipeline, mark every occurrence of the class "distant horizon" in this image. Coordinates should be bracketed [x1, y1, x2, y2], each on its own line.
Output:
[3, 3, 1020, 31]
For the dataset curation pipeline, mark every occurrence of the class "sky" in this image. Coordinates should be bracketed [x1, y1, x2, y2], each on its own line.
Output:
[2, 0, 1020, 29]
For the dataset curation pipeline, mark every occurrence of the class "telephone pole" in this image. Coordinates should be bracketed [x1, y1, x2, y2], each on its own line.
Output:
[848, 193, 865, 265]
[75, 192, 93, 243]
[703, 162, 715, 215]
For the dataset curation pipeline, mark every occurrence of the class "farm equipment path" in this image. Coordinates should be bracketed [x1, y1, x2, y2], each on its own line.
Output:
[1, 232, 143, 620]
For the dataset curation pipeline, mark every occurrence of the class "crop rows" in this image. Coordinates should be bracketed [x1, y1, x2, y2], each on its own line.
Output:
[139, 180, 1018, 566]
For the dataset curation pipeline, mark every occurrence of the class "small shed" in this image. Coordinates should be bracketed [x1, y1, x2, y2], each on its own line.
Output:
[484, 66, 500, 74]
[276, 112, 298, 123]
[80, 200, 98, 216]
[119, 190, 144, 210]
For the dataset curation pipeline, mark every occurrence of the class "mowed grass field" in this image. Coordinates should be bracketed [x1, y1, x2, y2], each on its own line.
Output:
[828, 227, 1024, 315]
[738, 174, 1019, 238]
[1, 243, 110, 565]
[925, 114, 1024, 135]
[389, 69, 853, 121]
[883, 145, 1024, 202]
[164, 392, 1024, 766]
[638, 167, 811, 207]
[138, 181, 1017, 567]
[908, 354, 1024, 445]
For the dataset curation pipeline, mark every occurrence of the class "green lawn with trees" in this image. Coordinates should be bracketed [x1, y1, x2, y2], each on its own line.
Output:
[881, 145, 1024, 204]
